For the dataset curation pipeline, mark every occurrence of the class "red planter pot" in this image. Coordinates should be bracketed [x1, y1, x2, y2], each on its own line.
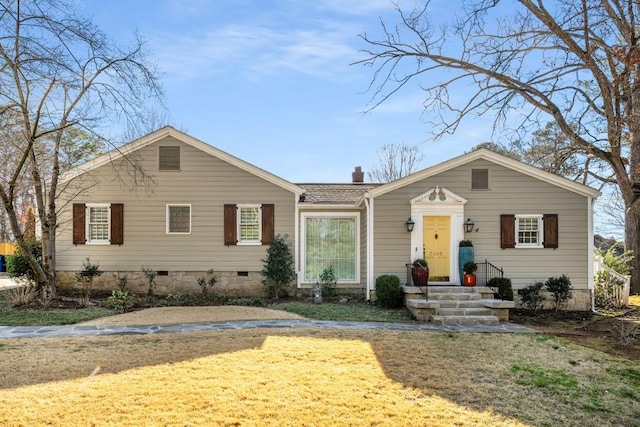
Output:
[411, 267, 429, 286]
[463, 273, 477, 286]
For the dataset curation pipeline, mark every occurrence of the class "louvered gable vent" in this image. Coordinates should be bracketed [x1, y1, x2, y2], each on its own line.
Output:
[159, 146, 180, 171]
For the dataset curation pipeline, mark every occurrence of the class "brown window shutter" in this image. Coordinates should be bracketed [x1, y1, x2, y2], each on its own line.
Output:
[73, 203, 86, 245]
[500, 214, 515, 249]
[543, 214, 558, 249]
[110, 204, 124, 245]
[224, 204, 237, 246]
[261, 204, 275, 245]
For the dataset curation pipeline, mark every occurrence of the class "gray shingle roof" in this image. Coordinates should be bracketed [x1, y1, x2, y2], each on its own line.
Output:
[297, 183, 382, 205]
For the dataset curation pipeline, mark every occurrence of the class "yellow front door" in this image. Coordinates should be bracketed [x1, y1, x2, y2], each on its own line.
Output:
[423, 216, 450, 281]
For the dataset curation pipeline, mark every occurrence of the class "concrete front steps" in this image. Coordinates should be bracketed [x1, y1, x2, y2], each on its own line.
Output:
[403, 285, 515, 324]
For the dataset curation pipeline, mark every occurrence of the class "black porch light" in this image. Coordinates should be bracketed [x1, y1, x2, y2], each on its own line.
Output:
[405, 217, 415, 232]
[464, 218, 475, 233]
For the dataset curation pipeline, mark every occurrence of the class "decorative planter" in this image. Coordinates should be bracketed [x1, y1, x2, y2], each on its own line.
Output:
[411, 266, 429, 287]
[458, 246, 474, 284]
[463, 273, 477, 286]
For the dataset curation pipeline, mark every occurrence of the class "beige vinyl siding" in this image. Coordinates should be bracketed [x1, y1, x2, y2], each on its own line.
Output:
[56, 136, 296, 272]
[373, 159, 590, 290]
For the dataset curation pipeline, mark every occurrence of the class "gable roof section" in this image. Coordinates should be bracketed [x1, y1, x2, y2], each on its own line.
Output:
[368, 148, 601, 199]
[60, 126, 303, 195]
[298, 183, 381, 206]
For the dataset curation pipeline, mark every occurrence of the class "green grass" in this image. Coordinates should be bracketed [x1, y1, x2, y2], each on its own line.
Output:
[269, 301, 415, 322]
[0, 299, 113, 326]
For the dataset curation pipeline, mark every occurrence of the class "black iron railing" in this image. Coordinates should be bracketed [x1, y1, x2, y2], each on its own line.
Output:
[476, 259, 505, 299]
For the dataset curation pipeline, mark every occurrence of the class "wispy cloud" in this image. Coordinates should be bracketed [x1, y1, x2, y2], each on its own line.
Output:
[151, 11, 366, 82]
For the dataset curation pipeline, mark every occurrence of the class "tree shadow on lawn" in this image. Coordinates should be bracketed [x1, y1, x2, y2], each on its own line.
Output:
[0, 328, 638, 426]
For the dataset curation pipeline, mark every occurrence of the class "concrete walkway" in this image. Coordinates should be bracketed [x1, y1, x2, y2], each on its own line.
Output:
[0, 319, 538, 339]
[0, 274, 22, 291]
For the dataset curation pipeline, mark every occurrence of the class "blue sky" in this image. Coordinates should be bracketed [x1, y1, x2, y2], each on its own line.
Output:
[81, 0, 493, 183]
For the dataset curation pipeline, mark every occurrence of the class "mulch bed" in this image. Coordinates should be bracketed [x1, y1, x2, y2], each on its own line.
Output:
[511, 307, 640, 360]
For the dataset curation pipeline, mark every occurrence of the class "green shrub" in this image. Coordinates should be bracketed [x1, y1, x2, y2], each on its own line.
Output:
[104, 290, 136, 313]
[75, 258, 103, 306]
[487, 277, 514, 301]
[163, 292, 197, 306]
[319, 265, 338, 298]
[596, 245, 632, 275]
[113, 273, 128, 291]
[198, 269, 218, 296]
[375, 275, 404, 308]
[520, 282, 545, 314]
[261, 234, 295, 299]
[6, 240, 42, 283]
[141, 266, 157, 297]
[545, 274, 573, 311]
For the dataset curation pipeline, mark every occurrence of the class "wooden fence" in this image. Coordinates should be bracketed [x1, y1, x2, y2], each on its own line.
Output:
[593, 255, 630, 308]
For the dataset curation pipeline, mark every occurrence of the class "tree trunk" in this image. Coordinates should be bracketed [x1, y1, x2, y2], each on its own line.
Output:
[40, 220, 57, 300]
[626, 200, 640, 295]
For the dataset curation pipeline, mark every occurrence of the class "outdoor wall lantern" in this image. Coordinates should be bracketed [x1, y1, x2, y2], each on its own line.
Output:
[464, 218, 475, 233]
[405, 217, 415, 232]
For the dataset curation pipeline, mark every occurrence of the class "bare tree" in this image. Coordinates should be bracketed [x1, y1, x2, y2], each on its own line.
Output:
[355, 1, 640, 294]
[0, 0, 162, 301]
[368, 142, 424, 182]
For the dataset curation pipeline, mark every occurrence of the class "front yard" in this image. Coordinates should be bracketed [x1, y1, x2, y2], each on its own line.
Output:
[0, 328, 638, 426]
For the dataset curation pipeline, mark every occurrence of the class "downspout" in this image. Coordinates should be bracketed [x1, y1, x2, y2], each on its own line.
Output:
[364, 193, 374, 300]
[588, 196, 595, 312]
[294, 193, 300, 288]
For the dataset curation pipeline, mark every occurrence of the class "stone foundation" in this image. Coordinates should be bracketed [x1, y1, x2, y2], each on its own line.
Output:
[56, 270, 264, 297]
[514, 289, 592, 311]
[57, 271, 368, 299]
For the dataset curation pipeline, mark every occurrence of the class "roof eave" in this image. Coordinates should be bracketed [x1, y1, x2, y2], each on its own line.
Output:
[59, 126, 303, 195]
[368, 148, 601, 199]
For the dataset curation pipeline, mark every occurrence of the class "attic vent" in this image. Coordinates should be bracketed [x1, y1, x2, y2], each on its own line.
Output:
[471, 169, 489, 190]
[159, 146, 180, 171]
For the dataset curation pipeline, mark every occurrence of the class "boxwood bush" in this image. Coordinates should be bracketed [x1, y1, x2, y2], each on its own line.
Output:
[375, 274, 404, 308]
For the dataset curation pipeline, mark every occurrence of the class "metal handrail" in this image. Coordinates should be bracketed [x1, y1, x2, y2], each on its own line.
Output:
[477, 259, 505, 299]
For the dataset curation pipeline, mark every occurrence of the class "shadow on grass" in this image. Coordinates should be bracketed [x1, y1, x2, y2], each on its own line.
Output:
[0, 328, 638, 426]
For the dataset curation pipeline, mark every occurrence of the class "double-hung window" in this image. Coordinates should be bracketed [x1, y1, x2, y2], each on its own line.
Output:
[86, 204, 110, 244]
[515, 215, 543, 247]
[73, 203, 124, 245]
[238, 205, 261, 244]
[303, 213, 358, 283]
[224, 204, 274, 246]
[501, 214, 558, 249]
[166, 204, 191, 234]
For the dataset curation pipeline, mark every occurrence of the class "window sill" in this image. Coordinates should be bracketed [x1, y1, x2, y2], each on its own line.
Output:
[237, 241, 261, 246]
[515, 244, 544, 249]
[86, 241, 110, 245]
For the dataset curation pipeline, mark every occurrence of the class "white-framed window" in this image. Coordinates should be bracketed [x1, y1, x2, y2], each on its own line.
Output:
[166, 204, 191, 234]
[515, 214, 543, 248]
[238, 205, 261, 244]
[86, 204, 110, 244]
[302, 212, 359, 283]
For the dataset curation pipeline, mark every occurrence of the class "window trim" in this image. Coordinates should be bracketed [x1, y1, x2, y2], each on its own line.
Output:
[515, 214, 544, 248]
[85, 203, 111, 245]
[301, 212, 360, 284]
[166, 204, 192, 235]
[237, 204, 262, 245]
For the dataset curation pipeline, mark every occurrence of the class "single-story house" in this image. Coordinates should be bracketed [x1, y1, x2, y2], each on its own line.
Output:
[56, 126, 600, 311]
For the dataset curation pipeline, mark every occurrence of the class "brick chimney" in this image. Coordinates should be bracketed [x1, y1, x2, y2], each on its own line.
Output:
[352, 166, 364, 183]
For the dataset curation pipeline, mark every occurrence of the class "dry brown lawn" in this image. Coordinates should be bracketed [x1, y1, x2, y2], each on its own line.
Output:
[1, 327, 638, 426]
